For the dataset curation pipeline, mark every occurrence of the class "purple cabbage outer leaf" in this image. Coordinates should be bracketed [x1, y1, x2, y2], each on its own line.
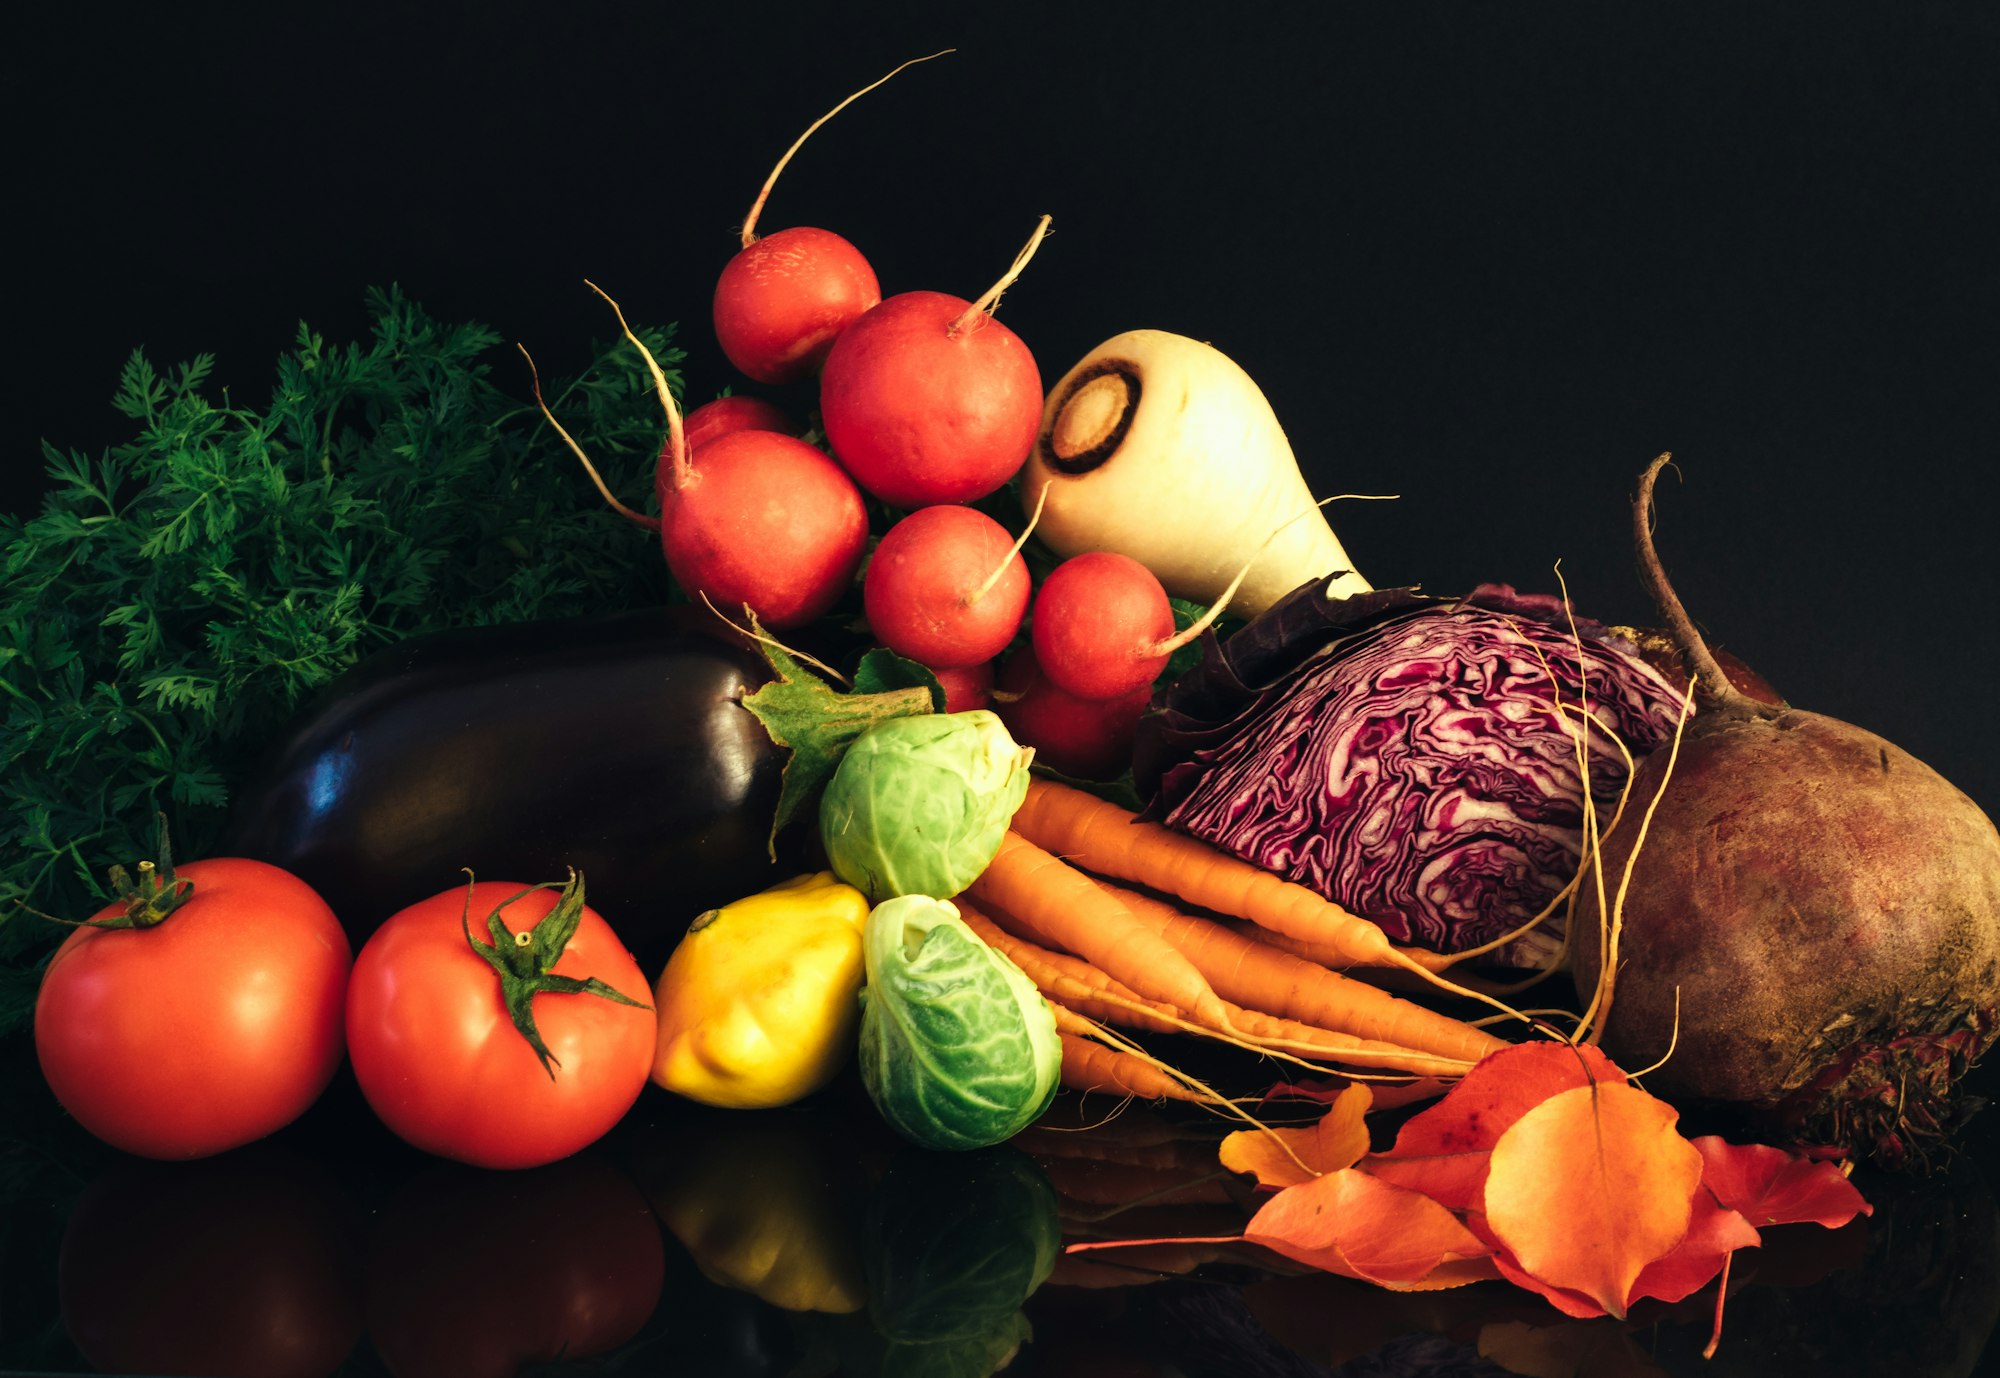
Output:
[1134, 579, 1688, 959]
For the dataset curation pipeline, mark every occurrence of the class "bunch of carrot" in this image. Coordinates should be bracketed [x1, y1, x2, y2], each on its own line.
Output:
[960, 777, 1516, 1108]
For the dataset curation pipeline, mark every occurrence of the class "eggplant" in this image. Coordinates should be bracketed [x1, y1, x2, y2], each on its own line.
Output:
[223, 607, 795, 968]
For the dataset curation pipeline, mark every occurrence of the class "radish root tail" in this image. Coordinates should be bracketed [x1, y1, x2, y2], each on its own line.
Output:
[584, 279, 692, 493]
[518, 343, 660, 533]
[740, 50, 954, 247]
[950, 215, 1053, 335]
[966, 480, 1051, 607]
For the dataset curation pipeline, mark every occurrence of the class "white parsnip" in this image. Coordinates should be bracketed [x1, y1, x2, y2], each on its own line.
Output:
[1020, 330, 1372, 616]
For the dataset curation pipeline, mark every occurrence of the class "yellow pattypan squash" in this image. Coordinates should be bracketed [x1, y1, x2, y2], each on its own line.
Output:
[651, 871, 870, 1109]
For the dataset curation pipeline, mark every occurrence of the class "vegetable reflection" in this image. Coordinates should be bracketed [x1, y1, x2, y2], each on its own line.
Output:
[57, 1145, 361, 1378]
[362, 1149, 664, 1378]
[627, 1104, 869, 1314]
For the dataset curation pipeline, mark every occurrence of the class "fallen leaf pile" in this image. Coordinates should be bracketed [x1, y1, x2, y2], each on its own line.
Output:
[1072, 1042, 1871, 1351]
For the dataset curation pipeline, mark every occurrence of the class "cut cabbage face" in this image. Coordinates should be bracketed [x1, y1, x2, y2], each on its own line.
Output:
[1142, 586, 1687, 959]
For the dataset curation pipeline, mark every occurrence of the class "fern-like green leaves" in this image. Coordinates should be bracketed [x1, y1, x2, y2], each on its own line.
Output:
[0, 286, 679, 1030]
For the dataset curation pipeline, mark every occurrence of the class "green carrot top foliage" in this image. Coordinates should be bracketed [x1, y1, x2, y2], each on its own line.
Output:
[0, 286, 678, 1031]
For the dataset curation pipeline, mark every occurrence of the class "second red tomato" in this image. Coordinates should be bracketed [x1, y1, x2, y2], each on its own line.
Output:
[345, 874, 656, 1169]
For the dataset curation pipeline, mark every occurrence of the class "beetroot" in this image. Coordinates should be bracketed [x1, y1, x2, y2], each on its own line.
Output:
[1574, 456, 2000, 1168]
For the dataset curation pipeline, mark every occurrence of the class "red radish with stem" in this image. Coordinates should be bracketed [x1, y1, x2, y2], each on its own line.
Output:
[862, 487, 1046, 669]
[681, 395, 797, 452]
[993, 646, 1150, 781]
[819, 217, 1051, 508]
[712, 53, 949, 385]
[1031, 550, 1234, 702]
[1030, 493, 1356, 702]
[528, 283, 867, 631]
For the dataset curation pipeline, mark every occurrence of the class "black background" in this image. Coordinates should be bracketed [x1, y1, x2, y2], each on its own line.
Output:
[6, 0, 1997, 816]
[5, 7, 2000, 1372]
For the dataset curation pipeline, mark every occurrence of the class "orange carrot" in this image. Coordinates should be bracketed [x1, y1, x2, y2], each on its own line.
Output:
[1012, 778, 1490, 992]
[963, 900, 1476, 1079]
[967, 831, 1237, 1031]
[959, 903, 1183, 1035]
[1009, 777, 1415, 965]
[1057, 1031, 1221, 1106]
[1099, 880, 1510, 1067]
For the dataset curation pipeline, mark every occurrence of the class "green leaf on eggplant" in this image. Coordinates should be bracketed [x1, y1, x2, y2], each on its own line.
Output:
[739, 638, 941, 858]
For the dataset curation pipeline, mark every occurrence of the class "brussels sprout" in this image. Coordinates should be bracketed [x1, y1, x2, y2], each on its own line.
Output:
[858, 896, 1060, 1151]
[820, 711, 1032, 905]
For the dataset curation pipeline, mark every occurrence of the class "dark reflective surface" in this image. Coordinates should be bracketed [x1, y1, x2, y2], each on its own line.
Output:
[5, 1032, 1997, 1378]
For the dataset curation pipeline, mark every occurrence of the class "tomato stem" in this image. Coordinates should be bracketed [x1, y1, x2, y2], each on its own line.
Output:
[460, 869, 652, 1080]
[38, 813, 199, 931]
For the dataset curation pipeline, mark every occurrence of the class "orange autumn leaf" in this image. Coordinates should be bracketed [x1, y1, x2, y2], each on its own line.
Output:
[1483, 1081, 1704, 1320]
[1244, 1167, 1491, 1289]
[1359, 1041, 1625, 1212]
[1221, 1083, 1372, 1188]
[1474, 1185, 1761, 1321]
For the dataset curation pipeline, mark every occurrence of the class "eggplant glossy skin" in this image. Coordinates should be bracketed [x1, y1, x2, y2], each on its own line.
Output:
[223, 608, 791, 968]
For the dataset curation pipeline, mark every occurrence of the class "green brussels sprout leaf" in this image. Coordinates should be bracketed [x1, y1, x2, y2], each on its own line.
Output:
[859, 896, 1061, 1153]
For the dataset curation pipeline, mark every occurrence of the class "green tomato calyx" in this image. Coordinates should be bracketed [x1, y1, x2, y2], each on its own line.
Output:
[72, 813, 196, 930]
[460, 868, 651, 1080]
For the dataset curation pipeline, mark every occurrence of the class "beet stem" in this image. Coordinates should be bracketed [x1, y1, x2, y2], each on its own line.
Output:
[1632, 454, 1763, 716]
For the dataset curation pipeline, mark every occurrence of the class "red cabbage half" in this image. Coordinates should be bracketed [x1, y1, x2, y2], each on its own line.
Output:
[1134, 583, 1688, 959]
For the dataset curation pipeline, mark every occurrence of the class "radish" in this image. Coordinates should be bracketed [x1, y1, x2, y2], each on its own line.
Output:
[714, 227, 878, 387]
[654, 428, 868, 629]
[992, 646, 1149, 781]
[529, 284, 867, 631]
[931, 659, 996, 714]
[682, 395, 797, 452]
[1030, 546, 1258, 703]
[711, 54, 947, 385]
[819, 218, 1050, 508]
[863, 504, 1032, 670]
[1572, 455, 2000, 1168]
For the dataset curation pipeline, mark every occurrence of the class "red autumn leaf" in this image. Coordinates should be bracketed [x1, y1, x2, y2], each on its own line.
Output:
[1691, 1136, 1872, 1229]
[1221, 1084, 1371, 1189]
[1243, 1167, 1491, 1289]
[1627, 1188, 1763, 1306]
[1483, 1081, 1704, 1319]
[1357, 1041, 1625, 1211]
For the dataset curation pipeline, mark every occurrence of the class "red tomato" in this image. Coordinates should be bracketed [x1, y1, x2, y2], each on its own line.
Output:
[59, 1145, 362, 1378]
[364, 1151, 666, 1378]
[34, 857, 351, 1160]
[345, 876, 656, 1169]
